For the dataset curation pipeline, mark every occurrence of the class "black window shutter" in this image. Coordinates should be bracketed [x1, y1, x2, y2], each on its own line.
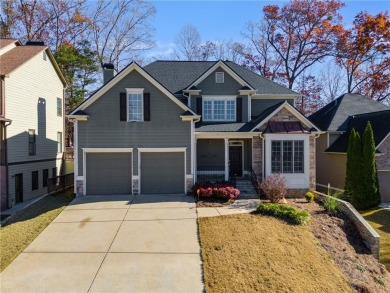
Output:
[196, 97, 202, 121]
[144, 93, 151, 121]
[236, 97, 242, 122]
[120, 92, 126, 121]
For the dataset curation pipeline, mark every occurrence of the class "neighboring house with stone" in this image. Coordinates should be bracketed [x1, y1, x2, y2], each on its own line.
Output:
[68, 60, 320, 197]
[309, 94, 390, 202]
[0, 39, 67, 210]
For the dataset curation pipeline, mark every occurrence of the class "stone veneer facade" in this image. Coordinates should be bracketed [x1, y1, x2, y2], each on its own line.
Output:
[254, 107, 317, 196]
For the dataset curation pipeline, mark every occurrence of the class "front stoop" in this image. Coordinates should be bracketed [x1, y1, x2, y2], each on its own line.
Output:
[235, 180, 258, 199]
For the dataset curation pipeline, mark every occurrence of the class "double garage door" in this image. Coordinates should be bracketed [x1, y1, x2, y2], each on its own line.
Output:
[86, 152, 185, 195]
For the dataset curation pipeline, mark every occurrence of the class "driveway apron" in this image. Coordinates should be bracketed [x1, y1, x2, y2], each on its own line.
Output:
[0, 194, 203, 293]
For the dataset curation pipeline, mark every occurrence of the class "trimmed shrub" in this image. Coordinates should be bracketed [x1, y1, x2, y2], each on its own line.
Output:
[305, 191, 315, 202]
[192, 182, 240, 200]
[322, 193, 341, 215]
[259, 174, 287, 203]
[254, 203, 310, 225]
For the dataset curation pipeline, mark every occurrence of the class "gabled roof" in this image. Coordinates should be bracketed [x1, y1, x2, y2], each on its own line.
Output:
[0, 38, 19, 49]
[250, 101, 320, 132]
[143, 61, 216, 94]
[326, 110, 390, 153]
[0, 44, 67, 86]
[143, 60, 299, 95]
[70, 62, 197, 116]
[224, 62, 298, 95]
[309, 93, 389, 132]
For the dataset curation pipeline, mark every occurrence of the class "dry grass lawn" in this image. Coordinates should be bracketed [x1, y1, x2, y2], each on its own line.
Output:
[361, 208, 390, 271]
[199, 214, 353, 293]
[0, 189, 74, 272]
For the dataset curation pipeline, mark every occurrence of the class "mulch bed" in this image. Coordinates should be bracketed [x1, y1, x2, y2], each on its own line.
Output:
[196, 197, 235, 207]
[289, 198, 390, 293]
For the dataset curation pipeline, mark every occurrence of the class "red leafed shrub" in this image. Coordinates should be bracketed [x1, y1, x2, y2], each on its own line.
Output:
[259, 173, 287, 203]
[192, 183, 240, 200]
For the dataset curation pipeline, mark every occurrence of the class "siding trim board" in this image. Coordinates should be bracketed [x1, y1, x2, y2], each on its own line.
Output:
[8, 158, 61, 166]
[82, 148, 133, 195]
[70, 62, 197, 116]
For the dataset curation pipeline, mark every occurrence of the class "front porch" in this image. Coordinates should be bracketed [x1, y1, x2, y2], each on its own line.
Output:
[195, 137, 262, 183]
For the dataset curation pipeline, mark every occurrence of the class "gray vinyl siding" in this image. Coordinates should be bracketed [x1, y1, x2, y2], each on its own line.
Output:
[77, 70, 191, 176]
[8, 159, 62, 203]
[86, 153, 132, 195]
[197, 68, 242, 95]
[141, 152, 185, 194]
[197, 139, 224, 168]
[251, 99, 294, 118]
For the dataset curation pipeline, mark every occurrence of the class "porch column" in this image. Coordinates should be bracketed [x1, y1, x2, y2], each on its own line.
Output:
[224, 138, 229, 181]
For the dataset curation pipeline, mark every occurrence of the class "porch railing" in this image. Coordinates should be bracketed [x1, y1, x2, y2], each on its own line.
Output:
[250, 167, 261, 196]
[196, 166, 225, 183]
[47, 173, 74, 194]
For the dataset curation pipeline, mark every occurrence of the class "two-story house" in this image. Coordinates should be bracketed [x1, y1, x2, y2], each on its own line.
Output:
[68, 60, 320, 197]
[0, 39, 67, 210]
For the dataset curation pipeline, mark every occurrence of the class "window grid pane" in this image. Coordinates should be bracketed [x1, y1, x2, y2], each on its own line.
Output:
[204, 101, 212, 120]
[128, 93, 143, 121]
[294, 141, 304, 173]
[282, 141, 293, 173]
[213, 101, 225, 120]
[226, 100, 235, 120]
[271, 141, 281, 173]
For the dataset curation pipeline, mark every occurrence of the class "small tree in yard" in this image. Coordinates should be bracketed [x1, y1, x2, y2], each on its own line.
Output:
[344, 128, 357, 199]
[260, 173, 287, 203]
[345, 122, 381, 210]
[361, 122, 381, 209]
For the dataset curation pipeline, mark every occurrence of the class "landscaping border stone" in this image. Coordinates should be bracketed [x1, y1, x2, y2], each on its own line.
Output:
[314, 191, 380, 260]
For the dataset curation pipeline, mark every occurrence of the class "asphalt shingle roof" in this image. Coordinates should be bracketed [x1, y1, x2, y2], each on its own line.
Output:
[0, 45, 46, 76]
[0, 38, 18, 49]
[143, 61, 216, 94]
[143, 60, 299, 95]
[309, 93, 389, 131]
[326, 110, 390, 153]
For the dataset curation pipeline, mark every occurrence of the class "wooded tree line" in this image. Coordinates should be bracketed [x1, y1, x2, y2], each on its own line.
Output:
[1, 0, 389, 117]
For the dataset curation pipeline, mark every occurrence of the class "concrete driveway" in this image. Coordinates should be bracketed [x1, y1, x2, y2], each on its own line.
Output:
[1, 194, 203, 293]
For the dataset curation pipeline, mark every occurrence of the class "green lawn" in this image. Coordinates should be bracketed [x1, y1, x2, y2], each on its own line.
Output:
[361, 208, 390, 271]
[0, 189, 74, 272]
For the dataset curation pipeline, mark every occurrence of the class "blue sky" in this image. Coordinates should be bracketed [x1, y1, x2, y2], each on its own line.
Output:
[148, 0, 389, 57]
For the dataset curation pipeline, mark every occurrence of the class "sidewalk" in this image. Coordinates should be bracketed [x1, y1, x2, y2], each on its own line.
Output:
[197, 199, 261, 218]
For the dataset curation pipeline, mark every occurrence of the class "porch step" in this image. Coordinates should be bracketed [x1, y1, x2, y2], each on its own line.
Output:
[235, 180, 258, 199]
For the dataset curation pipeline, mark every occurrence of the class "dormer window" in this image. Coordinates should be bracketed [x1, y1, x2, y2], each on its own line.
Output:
[203, 96, 235, 121]
[215, 72, 224, 83]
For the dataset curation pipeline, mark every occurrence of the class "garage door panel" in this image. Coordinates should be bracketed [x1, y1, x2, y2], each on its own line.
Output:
[141, 153, 184, 194]
[86, 153, 132, 195]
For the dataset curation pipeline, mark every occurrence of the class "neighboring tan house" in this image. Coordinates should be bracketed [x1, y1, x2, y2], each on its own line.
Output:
[309, 93, 390, 201]
[68, 60, 320, 197]
[0, 39, 67, 210]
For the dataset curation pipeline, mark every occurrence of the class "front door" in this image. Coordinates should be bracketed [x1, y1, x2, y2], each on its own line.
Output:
[15, 173, 23, 203]
[229, 145, 243, 177]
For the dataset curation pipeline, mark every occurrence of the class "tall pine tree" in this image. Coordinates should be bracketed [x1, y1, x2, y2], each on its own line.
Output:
[348, 130, 365, 209]
[362, 122, 381, 209]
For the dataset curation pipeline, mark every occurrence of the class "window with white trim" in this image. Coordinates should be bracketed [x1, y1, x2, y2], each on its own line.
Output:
[271, 140, 304, 173]
[215, 72, 224, 83]
[203, 97, 235, 121]
[127, 88, 143, 121]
